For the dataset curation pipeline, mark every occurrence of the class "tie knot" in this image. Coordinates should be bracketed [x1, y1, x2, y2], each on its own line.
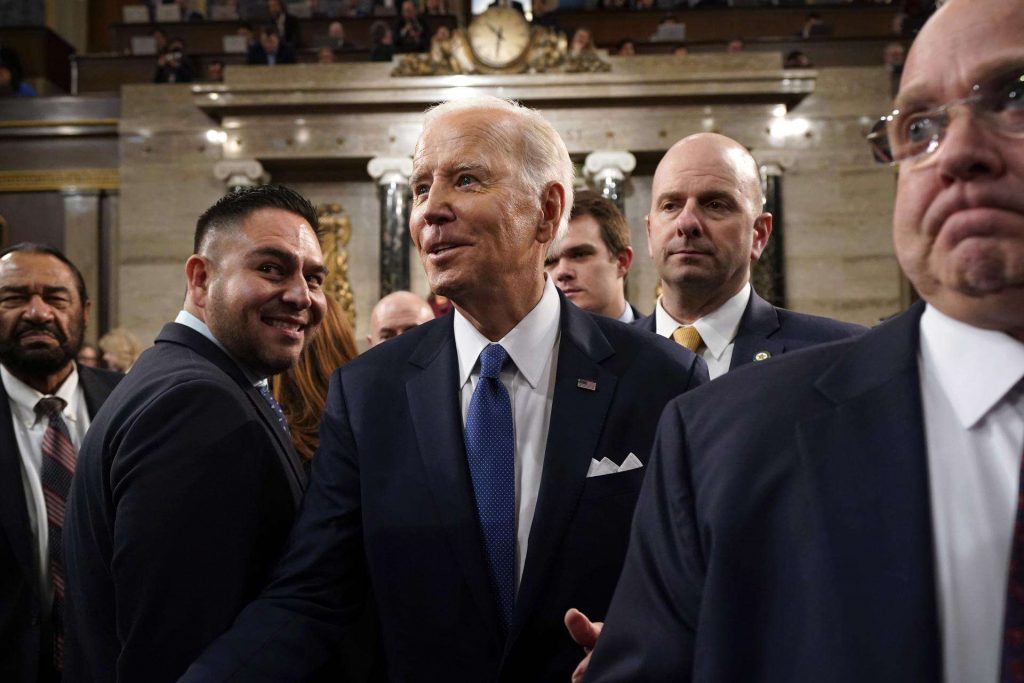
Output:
[35, 396, 67, 420]
[672, 326, 703, 353]
[478, 344, 509, 380]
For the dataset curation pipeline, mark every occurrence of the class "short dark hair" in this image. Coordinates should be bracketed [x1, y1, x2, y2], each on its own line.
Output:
[569, 190, 631, 257]
[261, 24, 280, 38]
[0, 242, 89, 304]
[370, 20, 389, 44]
[193, 185, 319, 254]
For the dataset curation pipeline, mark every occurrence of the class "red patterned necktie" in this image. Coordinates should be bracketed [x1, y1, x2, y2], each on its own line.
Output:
[35, 396, 74, 671]
[1002, 447, 1024, 682]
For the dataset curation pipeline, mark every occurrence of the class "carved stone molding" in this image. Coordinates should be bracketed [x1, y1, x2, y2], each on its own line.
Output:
[213, 159, 268, 191]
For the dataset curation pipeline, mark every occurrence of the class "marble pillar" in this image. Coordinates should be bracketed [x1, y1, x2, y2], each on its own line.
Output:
[583, 151, 637, 213]
[367, 156, 413, 296]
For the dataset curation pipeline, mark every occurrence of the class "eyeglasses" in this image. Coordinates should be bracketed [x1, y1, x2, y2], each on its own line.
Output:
[867, 68, 1024, 165]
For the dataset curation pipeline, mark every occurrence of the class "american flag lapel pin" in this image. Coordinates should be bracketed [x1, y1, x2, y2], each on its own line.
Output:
[577, 379, 598, 392]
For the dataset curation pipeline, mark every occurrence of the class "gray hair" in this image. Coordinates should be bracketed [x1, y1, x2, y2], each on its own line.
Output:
[421, 95, 575, 239]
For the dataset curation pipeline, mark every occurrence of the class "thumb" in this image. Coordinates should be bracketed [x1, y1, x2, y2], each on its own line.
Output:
[564, 608, 603, 651]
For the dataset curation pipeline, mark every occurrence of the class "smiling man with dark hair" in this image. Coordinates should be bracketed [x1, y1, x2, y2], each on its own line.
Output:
[63, 185, 325, 682]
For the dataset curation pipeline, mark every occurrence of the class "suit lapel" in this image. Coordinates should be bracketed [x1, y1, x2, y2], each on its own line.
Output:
[0, 379, 35, 585]
[406, 314, 506, 643]
[730, 290, 784, 370]
[155, 323, 307, 505]
[798, 302, 941, 676]
[510, 301, 616, 645]
[634, 311, 657, 334]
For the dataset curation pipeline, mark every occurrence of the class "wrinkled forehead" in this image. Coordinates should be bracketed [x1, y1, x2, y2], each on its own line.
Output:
[414, 110, 519, 171]
[897, 0, 1024, 109]
[0, 252, 78, 289]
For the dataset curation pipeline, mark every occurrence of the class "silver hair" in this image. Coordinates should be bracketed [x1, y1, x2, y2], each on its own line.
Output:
[421, 95, 575, 239]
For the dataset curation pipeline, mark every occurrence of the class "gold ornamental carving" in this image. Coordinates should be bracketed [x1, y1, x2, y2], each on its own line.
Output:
[316, 203, 356, 325]
[0, 168, 120, 193]
[392, 8, 610, 76]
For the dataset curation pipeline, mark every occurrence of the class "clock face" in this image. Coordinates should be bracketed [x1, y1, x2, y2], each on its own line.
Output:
[467, 7, 532, 69]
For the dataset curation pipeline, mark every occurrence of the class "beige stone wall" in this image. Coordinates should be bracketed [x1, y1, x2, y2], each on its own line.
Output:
[115, 56, 900, 348]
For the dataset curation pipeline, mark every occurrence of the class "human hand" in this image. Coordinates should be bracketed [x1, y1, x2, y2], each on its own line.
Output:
[565, 608, 603, 683]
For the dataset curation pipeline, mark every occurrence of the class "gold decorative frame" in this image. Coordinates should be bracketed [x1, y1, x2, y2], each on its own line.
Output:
[316, 203, 356, 325]
[0, 168, 120, 193]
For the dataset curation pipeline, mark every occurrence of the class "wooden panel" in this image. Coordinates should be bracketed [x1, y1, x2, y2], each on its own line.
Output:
[550, 6, 900, 45]
[0, 27, 76, 93]
[72, 50, 373, 92]
[109, 15, 459, 53]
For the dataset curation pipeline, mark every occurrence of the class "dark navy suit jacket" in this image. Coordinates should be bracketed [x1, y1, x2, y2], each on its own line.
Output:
[183, 294, 708, 683]
[635, 289, 866, 371]
[63, 323, 307, 683]
[0, 364, 120, 683]
[586, 301, 942, 682]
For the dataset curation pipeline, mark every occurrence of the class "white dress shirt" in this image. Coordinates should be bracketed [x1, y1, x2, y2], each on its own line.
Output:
[454, 276, 561, 585]
[919, 305, 1024, 683]
[1, 363, 90, 611]
[616, 302, 635, 324]
[653, 282, 751, 380]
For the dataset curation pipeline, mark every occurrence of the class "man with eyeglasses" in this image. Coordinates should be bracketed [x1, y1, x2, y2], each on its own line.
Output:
[579, 0, 1024, 681]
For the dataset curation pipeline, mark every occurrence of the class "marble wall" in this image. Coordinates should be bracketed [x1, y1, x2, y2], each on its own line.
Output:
[116, 54, 900, 348]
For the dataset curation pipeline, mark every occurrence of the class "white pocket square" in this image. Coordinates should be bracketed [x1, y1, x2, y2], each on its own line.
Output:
[586, 452, 643, 478]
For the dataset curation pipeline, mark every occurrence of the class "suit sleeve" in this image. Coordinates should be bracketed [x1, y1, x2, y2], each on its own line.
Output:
[583, 399, 705, 682]
[108, 380, 274, 681]
[181, 370, 365, 682]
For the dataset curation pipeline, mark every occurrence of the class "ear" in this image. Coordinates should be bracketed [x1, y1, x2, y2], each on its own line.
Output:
[184, 254, 212, 312]
[750, 212, 773, 262]
[536, 181, 566, 245]
[81, 299, 93, 326]
[615, 246, 633, 279]
[644, 215, 654, 260]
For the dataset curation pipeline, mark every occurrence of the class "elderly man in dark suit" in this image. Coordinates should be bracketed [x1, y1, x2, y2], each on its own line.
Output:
[183, 96, 707, 683]
[62, 186, 325, 682]
[584, 0, 1024, 680]
[0, 243, 121, 683]
[634, 132, 864, 378]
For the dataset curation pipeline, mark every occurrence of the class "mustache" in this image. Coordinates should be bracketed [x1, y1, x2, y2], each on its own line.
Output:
[14, 321, 66, 343]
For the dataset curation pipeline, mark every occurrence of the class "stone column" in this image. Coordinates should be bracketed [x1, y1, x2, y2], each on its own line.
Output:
[583, 151, 637, 213]
[367, 156, 414, 297]
[213, 159, 267, 193]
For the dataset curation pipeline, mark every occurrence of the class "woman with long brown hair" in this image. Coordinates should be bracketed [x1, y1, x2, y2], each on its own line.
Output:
[272, 295, 358, 462]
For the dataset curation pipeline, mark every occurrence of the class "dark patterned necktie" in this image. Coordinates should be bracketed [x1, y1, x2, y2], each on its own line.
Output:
[256, 382, 290, 434]
[464, 343, 516, 631]
[35, 396, 74, 671]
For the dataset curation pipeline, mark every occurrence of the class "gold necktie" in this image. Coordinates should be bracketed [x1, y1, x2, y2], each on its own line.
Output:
[671, 326, 703, 353]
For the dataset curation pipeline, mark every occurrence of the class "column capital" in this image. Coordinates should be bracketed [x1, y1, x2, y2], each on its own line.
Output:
[367, 156, 413, 186]
[213, 159, 267, 189]
[583, 151, 637, 184]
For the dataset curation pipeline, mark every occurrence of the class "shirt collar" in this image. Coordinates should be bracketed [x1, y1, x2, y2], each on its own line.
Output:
[655, 282, 751, 359]
[616, 302, 635, 324]
[175, 310, 264, 385]
[454, 276, 561, 389]
[920, 304, 1024, 428]
[0, 362, 82, 427]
